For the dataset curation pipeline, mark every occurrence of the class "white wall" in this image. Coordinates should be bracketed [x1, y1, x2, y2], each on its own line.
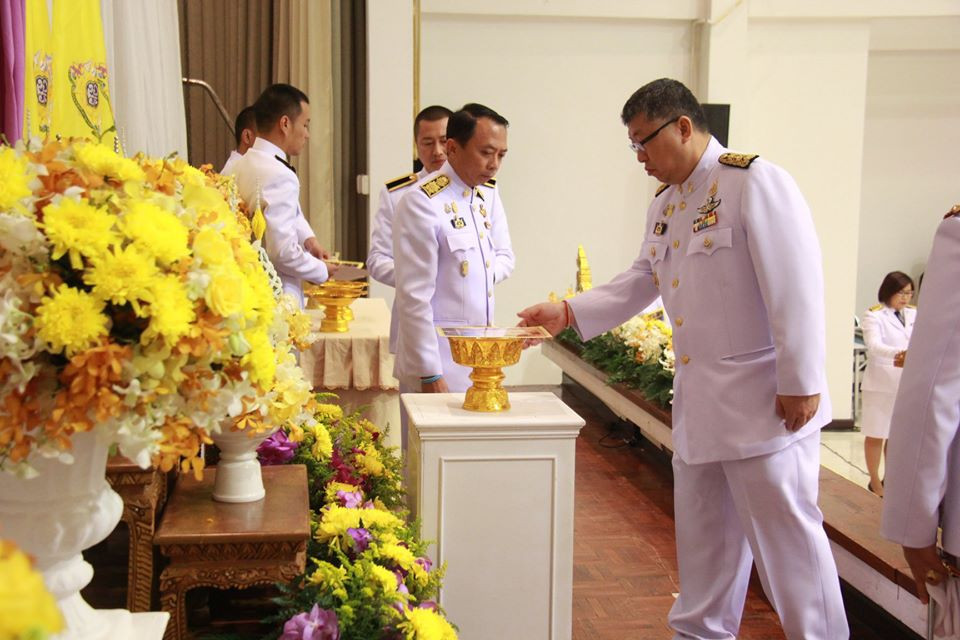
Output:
[857, 49, 960, 314]
[420, 11, 694, 385]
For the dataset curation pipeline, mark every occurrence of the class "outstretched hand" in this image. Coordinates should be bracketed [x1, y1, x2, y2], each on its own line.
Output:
[517, 301, 568, 348]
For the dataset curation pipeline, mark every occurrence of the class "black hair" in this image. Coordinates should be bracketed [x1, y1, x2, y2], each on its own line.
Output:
[446, 103, 509, 147]
[253, 83, 309, 133]
[621, 78, 709, 132]
[877, 271, 914, 305]
[414, 105, 453, 137]
[234, 106, 257, 145]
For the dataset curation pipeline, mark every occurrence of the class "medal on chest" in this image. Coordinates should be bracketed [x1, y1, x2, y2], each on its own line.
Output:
[692, 180, 721, 232]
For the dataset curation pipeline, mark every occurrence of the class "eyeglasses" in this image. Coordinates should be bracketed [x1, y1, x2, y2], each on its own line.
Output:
[895, 289, 914, 298]
[628, 117, 679, 153]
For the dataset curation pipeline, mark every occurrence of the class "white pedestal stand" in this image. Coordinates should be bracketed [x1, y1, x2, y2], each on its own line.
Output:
[0, 431, 168, 639]
[403, 391, 585, 640]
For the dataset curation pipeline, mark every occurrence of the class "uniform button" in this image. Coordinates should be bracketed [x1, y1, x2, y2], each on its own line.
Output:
[653, 274, 660, 288]
[673, 240, 680, 249]
[488, 290, 493, 298]
[675, 316, 683, 327]
[462, 189, 470, 197]
[679, 201, 686, 210]
[703, 237, 713, 248]
[681, 355, 690, 364]
[650, 247, 656, 257]
[485, 260, 490, 268]
[672, 278, 679, 288]
[479, 232, 485, 239]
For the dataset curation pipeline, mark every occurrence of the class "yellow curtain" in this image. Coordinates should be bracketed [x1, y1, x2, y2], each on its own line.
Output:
[23, 0, 117, 146]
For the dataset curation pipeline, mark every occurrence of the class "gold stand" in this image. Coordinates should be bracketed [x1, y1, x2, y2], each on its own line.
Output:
[305, 280, 368, 333]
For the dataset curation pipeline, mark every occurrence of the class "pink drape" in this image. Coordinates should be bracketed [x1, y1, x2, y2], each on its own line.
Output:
[0, 0, 25, 144]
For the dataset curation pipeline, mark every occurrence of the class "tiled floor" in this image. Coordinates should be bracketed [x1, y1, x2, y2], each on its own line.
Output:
[820, 429, 879, 492]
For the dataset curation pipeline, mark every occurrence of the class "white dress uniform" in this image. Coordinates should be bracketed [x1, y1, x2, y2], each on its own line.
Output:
[228, 138, 328, 307]
[220, 149, 243, 175]
[568, 137, 847, 639]
[860, 303, 916, 438]
[882, 210, 960, 557]
[368, 169, 427, 353]
[393, 161, 515, 393]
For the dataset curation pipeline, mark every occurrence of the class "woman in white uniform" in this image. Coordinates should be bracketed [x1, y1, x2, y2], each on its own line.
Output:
[861, 271, 916, 496]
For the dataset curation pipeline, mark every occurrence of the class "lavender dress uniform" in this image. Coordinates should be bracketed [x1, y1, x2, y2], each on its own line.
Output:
[860, 304, 916, 438]
[367, 169, 427, 353]
[567, 138, 847, 639]
[882, 212, 960, 558]
[393, 162, 515, 393]
[227, 138, 328, 308]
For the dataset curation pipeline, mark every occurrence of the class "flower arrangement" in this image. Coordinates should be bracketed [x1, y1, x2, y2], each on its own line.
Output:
[558, 308, 675, 408]
[0, 538, 63, 639]
[262, 398, 457, 640]
[0, 139, 316, 478]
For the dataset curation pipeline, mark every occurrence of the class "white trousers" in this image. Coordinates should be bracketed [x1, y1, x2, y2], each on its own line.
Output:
[668, 432, 848, 640]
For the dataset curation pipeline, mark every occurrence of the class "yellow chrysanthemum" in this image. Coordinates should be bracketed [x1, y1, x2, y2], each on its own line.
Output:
[399, 607, 458, 640]
[306, 560, 349, 601]
[242, 329, 276, 388]
[144, 275, 196, 343]
[120, 200, 189, 265]
[0, 147, 33, 212]
[205, 264, 245, 318]
[315, 505, 404, 544]
[176, 162, 208, 188]
[316, 403, 344, 423]
[310, 424, 333, 460]
[324, 482, 361, 502]
[377, 542, 417, 572]
[35, 285, 109, 356]
[368, 563, 400, 595]
[355, 444, 385, 476]
[75, 142, 146, 182]
[0, 541, 64, 638]
[84, 245, 158, 313]
[41, 198, 119, 269]
[191, 226, 233, 266]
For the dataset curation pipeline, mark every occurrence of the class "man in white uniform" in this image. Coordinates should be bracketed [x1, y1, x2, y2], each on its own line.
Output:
[368, 105, 453, 352]
[518, 78, 847, 639]
[393, 103, 515, 443]
[882, 205, 960, 603]
[229, 84, 332, 308]
[221, 105, 257, 175]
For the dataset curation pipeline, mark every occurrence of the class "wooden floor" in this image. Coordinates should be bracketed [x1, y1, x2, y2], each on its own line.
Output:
[563, 386, 786, 640]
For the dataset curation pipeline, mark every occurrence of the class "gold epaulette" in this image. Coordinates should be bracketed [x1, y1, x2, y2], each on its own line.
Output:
[482, 178, 497, 188]
[655, 183, 670, 197]
[718, 152, 759, 169]
[420, 174, 451, 198]
[906, 304, 917, 309]
[868, 304, 884, 312]
[945, 203, 960, 219]
[385, 173, 417, 192]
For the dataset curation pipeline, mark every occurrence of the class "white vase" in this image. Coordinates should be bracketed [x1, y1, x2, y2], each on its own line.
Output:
[210, 426, 277, 503]
[0, 431, 168, 639]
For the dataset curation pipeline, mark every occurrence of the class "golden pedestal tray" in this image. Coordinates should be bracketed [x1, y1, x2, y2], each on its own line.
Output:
[305, 280, 368, 332]
[438, 326, 552, 412]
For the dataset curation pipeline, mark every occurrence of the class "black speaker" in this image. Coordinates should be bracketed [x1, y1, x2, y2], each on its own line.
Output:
[702, 103, 730, 147]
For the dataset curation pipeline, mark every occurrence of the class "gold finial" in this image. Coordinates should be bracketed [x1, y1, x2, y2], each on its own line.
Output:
[576, 244, 592, 292]
[251, 181, 267, 241]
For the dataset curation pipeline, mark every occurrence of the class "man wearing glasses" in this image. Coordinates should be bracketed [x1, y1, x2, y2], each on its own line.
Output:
[518, 78, 847, 638]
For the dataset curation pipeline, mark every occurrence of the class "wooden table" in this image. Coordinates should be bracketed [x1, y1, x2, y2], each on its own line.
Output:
[105, 456, 168, 612]
[154, 465, 310, 640]
[301, 297, 401, 448]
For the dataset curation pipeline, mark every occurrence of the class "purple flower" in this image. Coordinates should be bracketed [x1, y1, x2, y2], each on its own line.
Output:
[418, 601, 438, 611]
[336, 490, 364, 508]
[415, 557, 432, 573]
[347, 527, 372, 553]
[279, 604, 340, 640]
[258, 430, 299, 466]
[394, 570, 409, 596]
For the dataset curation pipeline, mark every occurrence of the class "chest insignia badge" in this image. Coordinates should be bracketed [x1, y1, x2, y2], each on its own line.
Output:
[692, 211, 718, 233]
[654, 221, 668, 236]
[451, 217, 466, 229]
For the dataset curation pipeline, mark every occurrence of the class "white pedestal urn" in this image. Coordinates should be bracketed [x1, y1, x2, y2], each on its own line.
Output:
[0, 431, 168, 639]
[210, 426, 277, 503]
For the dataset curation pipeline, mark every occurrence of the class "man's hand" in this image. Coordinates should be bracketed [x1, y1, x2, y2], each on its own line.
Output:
[323, 261, 341, 278]
[517, 302, 568, 347]
[903, 544, 950, 604]
[304, 237, 331, 260]
[894, 350, 906, 368]
[421, 377, 449, 393]
[775, 393, 820, 432]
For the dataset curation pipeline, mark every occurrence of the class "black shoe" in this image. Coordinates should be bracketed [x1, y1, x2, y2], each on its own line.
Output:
[868, 480, 882, 496]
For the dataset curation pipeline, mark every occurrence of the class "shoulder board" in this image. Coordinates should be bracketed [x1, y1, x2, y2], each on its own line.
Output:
[718, 152, 759, 169]
[385, 173, 418, 192]
[482, 178, 497, 188]
[868, 304, 884, 312]
[655, 183, 670, 198]
[419, 174, 451, 198]
[944, 203, 960, 219]
[906, 304, 917, 309]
